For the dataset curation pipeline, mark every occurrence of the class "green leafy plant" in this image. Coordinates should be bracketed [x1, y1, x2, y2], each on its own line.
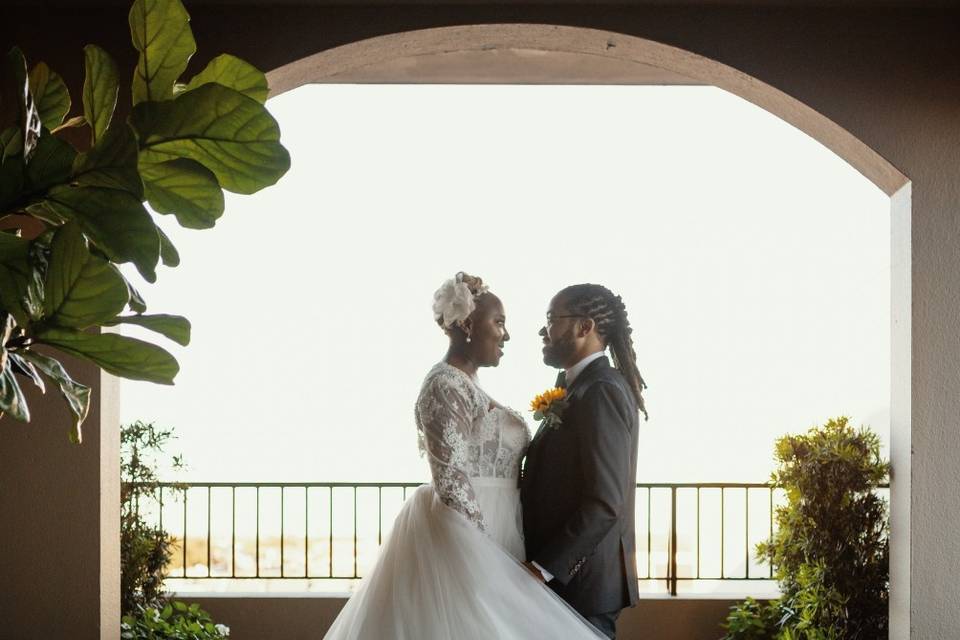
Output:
[121, 420, 185, 616]
[721, 597, 782, 640]
[121, 601, 229, 639]
[0, 0, 289, 442]
[722, 417, 890, 640]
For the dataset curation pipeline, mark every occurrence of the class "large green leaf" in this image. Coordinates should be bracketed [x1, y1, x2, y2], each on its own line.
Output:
[72, 122, 143, 197]
[24, 201, 66, 226]
[5, 48, 41, 161]
[82, 45, 119, 146]
[132, 83, 290, 194]
[7, 352, 45, 392]
[52, 115, 87, 134]
[0, 229, 32, 259]
[125, 276, 147, 313]
[23, 241, 46, 322]
[0, 127, 22, 162]
[25, 131, 75, 193]
[0, 232, 34, 326]
[157, 226, 180, 267]
[0, 145, 25, 210]
[28, 63, 71, 130]
[129, 0, 196, 105]
[43, 185, 160, 282]
[140, 158, 223, 229]
[104, 313, 190, 346]
[44, 222, 129, 329]
[19, 349, 91, 443]
[181, 54, 268, 104]
[0, 359, 29, 422]
[0, 91, 21, 155]
[36, 327, 179, 385]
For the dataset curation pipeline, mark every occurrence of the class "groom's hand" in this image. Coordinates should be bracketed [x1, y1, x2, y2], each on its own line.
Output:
[523, 561, 546, 583]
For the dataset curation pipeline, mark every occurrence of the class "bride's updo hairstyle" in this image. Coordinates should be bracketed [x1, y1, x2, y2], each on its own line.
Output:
[558, 283, 648, 419]
[432, 271, 490, 335]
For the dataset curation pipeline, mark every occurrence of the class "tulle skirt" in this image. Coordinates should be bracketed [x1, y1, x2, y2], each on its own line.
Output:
[323, 480, 607, 639]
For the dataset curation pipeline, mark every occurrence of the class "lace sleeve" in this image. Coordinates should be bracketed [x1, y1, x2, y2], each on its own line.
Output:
[416, 375, 486, 531]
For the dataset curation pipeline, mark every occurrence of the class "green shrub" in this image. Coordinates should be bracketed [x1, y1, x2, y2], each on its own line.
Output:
[722, 597, 782, 640]
[120, 421, 231, 636]
[722, 417, 889, 640]
[121, 420, 184, 615]
[121, 601, 229, 639]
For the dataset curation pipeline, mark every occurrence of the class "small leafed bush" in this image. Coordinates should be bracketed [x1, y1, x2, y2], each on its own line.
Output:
[722, 417, 889, 640]
[121, 420, 183, 615]
[121, 602, 229, 640]
[120, 420, 231, 637]
[722, 598, 783, 640]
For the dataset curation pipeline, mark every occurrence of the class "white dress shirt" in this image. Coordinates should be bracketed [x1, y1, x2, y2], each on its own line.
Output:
[531, 350, 607, 582]
[564, 350, 607, 386]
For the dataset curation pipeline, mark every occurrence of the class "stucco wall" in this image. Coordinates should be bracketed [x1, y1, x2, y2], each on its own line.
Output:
[0, 355, 119, 640]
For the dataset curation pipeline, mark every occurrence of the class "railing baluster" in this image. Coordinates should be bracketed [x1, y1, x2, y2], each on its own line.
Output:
[378, 486, 383, 547]
[305, 486, 309, 578]
[255, 486, 260, 578]
[231, 486, 236, 578]
[646, 488, 651, 579]
[328, 487, 334, 578]
[696, 487, 700, 580]
[745, 488, 750, 579]
[281, 487, 285, 577]
[207, 486, 212, 577]
[769, 487, 774, 578]
[182, 489, 188, 577]
[353, 486, 358, 578]
[720, 487, 725, 579]
[669, 487, 678, 596]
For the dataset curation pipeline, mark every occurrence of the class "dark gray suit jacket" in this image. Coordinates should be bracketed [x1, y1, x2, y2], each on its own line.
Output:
[520, 356, 640, 616]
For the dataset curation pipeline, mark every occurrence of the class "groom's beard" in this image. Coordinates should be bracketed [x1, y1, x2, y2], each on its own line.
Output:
[542, 326, 577, 368]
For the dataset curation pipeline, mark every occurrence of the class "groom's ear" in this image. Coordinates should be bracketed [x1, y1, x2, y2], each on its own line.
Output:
[576, 317, 596, 338]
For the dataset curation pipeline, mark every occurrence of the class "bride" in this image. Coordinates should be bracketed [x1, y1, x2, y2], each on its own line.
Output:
[323, 272, 607, 639]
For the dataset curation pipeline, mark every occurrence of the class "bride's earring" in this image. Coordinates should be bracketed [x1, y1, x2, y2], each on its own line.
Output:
[466, 335, 472, 343]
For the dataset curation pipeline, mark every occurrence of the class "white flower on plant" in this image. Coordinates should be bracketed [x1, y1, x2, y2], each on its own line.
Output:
[215, 623, 230, 637]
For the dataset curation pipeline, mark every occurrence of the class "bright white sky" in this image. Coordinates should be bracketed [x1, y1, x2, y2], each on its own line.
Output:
[120, 84, 890, 484]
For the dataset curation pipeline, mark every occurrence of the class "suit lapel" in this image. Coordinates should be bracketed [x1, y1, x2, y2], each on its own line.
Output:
[528, 356, 610, 448]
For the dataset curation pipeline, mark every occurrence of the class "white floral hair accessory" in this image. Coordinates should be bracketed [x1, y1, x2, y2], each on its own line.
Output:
[432, 272, 489, 329]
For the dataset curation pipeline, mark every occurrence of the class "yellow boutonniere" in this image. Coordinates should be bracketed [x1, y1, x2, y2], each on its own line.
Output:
[530, 387, 569, 429]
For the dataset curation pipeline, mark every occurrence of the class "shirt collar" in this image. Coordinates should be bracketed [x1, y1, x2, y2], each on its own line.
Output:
[565, 350, 606, 386]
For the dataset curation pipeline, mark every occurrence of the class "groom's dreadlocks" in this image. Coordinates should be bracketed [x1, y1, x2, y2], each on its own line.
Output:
[559, 284, 648, 420]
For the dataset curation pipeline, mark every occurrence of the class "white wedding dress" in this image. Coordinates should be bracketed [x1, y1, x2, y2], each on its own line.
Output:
[323, 362, 607, 639]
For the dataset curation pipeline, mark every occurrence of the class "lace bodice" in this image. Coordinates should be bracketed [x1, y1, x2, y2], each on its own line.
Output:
[414, 362, 531, 531]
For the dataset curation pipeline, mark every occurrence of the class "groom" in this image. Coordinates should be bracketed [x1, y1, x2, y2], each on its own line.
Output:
[520, 284, 646, 639]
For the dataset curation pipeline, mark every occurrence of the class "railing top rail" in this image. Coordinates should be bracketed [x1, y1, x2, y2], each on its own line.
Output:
[126, 481, 890, 489]
[127, 482, 426, 488]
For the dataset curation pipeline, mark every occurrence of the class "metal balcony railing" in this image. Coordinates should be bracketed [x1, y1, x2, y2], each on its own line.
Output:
[128, 481, 887, 596]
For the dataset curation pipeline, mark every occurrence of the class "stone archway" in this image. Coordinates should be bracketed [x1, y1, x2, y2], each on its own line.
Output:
[266, 23, 911, 637]
[268, 24, 908, 196]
